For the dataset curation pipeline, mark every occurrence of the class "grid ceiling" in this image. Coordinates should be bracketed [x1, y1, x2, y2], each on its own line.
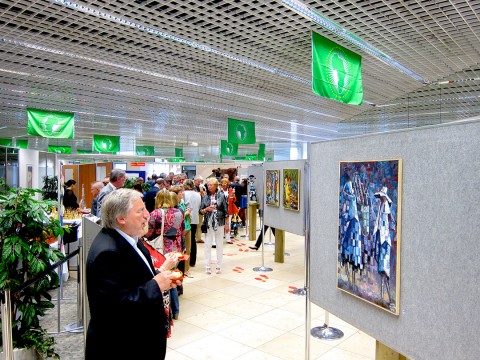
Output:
[0, 0, 478, 161]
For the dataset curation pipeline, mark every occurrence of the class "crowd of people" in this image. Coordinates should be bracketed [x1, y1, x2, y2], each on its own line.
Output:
[84, 169, 249, 359]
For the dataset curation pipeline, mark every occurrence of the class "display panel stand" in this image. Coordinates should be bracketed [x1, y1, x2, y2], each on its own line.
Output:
[253, 216, 273, 272]
[310, 311, 344, 340]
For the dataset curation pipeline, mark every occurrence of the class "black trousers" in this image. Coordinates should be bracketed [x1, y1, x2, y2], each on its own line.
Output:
[254, 225, 275, 248]
[190, 224, 197, 266]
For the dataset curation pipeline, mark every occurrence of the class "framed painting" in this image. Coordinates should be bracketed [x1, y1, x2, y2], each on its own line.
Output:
[282, 169, 300, 211]
[265, 170, 280, 206]
[337, 159, 402, 315]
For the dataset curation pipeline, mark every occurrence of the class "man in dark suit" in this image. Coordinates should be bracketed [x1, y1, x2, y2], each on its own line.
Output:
[86, 188, 177, 360]
[144, 178, 166, 213]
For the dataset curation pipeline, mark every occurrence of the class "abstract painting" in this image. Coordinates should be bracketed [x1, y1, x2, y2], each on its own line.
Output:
[265, 170, 280, 206]
[337, 159, 402, 315]
[283, 169, 300, 211]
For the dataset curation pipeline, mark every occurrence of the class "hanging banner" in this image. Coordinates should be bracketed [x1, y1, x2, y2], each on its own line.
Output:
[258, 143, 265, 160]
[228, 118, 256, 144]
[93, 134, 120, 153]
[0, 138, 12, 146]
[175, 148, 183, 157]
[48, 145, 72, 154]
[220, 140, 238, 156]
[16, 139, 28, 149]
[136, 146, 155, 156]
[27, 108, 75, 138]
[311, 31, 363, 105]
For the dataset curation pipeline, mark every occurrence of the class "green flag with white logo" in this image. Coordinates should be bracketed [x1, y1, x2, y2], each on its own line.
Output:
[228, 118, 256, 144]
[311, 31, 363, 105]
[16, 139, 28, 149]
[27, 108, 75, 138]
[245, 154, 257, 160]
[48, 145, 71, 154]
[136, 146, 155, 156]
[258, 143, 265, 160]
[175, 148, 183, 157]
[220, 140, 238, 156]
[93, 134, 120, 153]
[0, 138, 12, 146]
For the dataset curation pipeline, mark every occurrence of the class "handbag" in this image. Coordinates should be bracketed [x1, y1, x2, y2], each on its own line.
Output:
[145, 208, 165, 253]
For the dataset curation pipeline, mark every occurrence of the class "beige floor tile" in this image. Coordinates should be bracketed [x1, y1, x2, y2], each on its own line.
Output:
[337, 331, 376, 358]
[251, 308, 306, 332]
[167, 321, 211, 349]
[257, 333, 332, 360]
[216, 298, 274, 319]
[234, 349, 283, 360]
[220, 319, 286, 347]
[315, 347, 374, 360]
[175, 333, 252, 360]
[181, 308, 245, 332]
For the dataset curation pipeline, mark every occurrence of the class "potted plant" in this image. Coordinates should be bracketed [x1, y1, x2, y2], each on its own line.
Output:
[0, 180, 65, 359]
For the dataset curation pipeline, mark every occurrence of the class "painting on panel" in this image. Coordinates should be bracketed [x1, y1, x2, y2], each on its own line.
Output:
[283, 169, 300, 211]
[337, 159, 402, 315]
[265, 170, 280, 206]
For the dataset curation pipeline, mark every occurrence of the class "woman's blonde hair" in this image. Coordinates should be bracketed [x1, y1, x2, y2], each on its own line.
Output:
[155, 189, 173, 209]
[206, 177, 219, 186]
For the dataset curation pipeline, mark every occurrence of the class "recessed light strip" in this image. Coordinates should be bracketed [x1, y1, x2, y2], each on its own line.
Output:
[281, 0, 428, 84]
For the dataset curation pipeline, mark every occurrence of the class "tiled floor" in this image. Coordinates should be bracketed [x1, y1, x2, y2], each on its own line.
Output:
[166, 228, 376, 360]
[42, 226, 376, 359]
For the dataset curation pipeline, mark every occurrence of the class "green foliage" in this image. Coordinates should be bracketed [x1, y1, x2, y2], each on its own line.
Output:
[0, 186, 65, 358]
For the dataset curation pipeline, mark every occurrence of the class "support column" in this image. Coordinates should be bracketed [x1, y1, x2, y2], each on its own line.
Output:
[376, 341, 409, 360]
[274, 230, 285, 263]
[248, 203, 259, 241]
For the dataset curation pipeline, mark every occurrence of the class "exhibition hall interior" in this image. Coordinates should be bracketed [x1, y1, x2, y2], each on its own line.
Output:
[0, 0, 479, 359]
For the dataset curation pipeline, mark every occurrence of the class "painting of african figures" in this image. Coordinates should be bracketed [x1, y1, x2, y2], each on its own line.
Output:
[265, 170, 280, 206]
[283, 169, 300, 211]
[337, 160, 402, 315]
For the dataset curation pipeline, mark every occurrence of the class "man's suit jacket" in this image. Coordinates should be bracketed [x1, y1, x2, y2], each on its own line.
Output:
[85, 228, 167, 360]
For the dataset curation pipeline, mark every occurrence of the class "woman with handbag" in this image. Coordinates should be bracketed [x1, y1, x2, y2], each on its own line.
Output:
[199, 177, 228, 274]
[145, 190, 184, 320]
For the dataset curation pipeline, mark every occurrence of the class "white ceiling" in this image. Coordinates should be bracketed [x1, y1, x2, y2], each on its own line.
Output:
[0, 0, 479, 161]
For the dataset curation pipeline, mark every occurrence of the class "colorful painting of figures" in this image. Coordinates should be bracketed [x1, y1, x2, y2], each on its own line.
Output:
[337, 159, 402, 315]
[283, 169, 300, 211]
[265, 170, 280, 206]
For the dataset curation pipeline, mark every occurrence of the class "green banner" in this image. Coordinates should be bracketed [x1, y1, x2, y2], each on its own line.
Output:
[168, 157, 185, 163]
[245, 154, 258, 160]
[136, 146, 155, 156]
[258, 143, 265, 160]
[220, 140, 238, 156]
[228, 118, 256, 144]
[0, 138, 12, 146]
[48, 145, 71, 154]
[311, 31, 363, 105]
[16, 139, 28, 149]
[175, 148, 183, 157]
[93, 134, 120, 153]
[27, 108, 75, 138]
[77, 149, 93, 154]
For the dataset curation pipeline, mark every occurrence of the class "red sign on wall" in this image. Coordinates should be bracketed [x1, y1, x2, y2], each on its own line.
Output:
[130, 162, 146, 166]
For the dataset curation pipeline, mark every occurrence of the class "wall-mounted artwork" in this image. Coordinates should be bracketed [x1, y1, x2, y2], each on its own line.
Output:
[283, 169, 300, 211]
[337, 159, 402, 315]
[265, 170, 280, 206]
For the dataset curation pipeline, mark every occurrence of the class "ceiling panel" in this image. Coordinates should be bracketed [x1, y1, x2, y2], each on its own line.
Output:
[0, 0, 478, 161]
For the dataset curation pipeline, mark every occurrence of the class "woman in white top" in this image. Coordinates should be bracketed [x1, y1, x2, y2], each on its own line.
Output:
[183, 179, 201, 268]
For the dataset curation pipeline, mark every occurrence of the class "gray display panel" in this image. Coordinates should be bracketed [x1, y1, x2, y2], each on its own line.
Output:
[309, 120, 480, 360]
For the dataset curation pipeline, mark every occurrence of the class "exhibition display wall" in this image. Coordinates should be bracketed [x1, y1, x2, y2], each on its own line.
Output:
[309, 120, 480, 359]
[263, 160, 305, 236]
